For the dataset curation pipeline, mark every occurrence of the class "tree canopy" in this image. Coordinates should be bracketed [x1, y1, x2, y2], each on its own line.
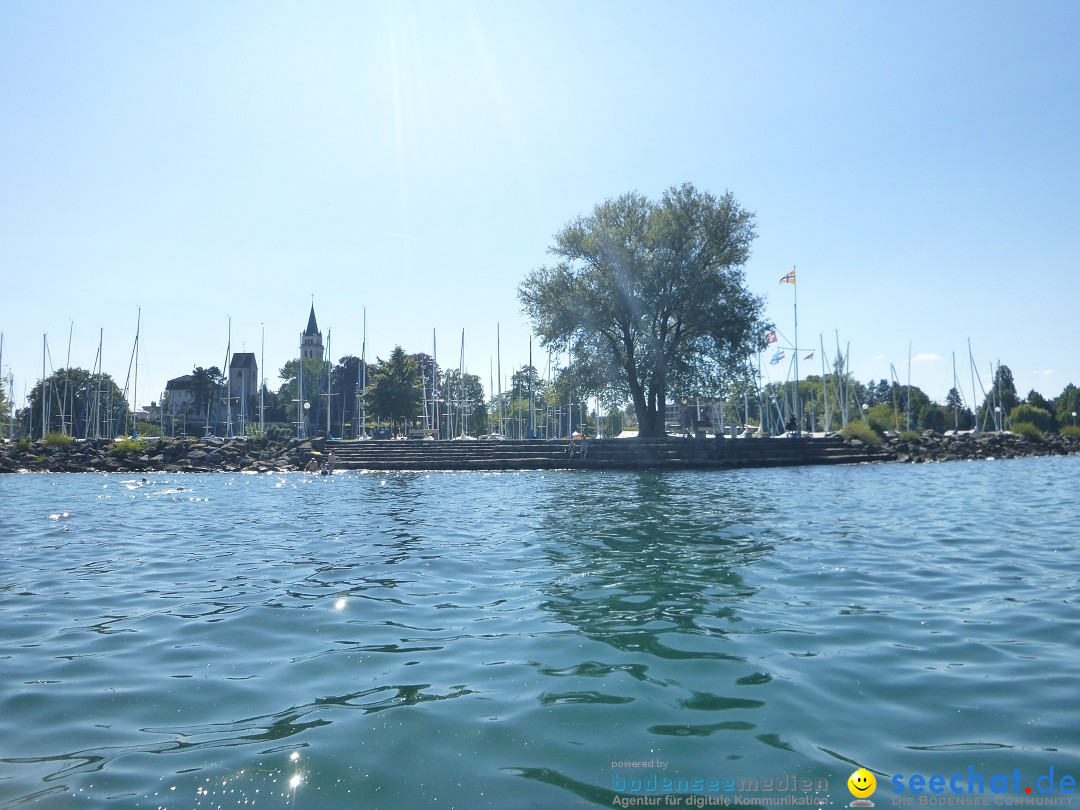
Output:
[519, 184, 766, 437]
[26, 367, 127, 439]
[367, 346, 423, 429]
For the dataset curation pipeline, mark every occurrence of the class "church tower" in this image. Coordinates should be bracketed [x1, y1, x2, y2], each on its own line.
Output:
[301, 304, 324, 360]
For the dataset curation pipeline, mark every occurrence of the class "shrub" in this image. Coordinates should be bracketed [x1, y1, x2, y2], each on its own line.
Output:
[1010, 404, 1055, 433]
[865, 403, 895, 434]
[1011, 422, 1044, 441]
[44, 431, 74, 447]
[841, 421, 882, 447]
[1061, 425, 1080, 440]
[110, 437, 148, 456]
[899, 430, 922, 441]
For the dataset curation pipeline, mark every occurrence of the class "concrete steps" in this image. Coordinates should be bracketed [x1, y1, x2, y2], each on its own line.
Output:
[325, 437, 888, 471]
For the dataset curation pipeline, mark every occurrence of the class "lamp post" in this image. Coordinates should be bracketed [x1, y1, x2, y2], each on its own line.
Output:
[995, 406, 1002, 433]
[1072, 411, 1077, 427]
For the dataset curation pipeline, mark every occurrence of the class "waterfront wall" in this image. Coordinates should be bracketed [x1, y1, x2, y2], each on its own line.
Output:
[1, 431, 1077, 474]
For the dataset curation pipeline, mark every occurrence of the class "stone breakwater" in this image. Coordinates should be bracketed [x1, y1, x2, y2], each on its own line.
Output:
[0, 431, 1076, 474]
[880, 429, 1079, 463]
[0, 437, 319, 474]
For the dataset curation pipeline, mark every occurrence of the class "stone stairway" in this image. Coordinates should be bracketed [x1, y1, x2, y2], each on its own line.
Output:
[325, 436, 890, 472]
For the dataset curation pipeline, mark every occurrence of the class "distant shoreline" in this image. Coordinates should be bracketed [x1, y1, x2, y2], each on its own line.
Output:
[2, 432, 1077, 474]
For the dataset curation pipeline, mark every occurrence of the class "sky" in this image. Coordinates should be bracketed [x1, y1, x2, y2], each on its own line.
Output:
[2, 0, 1078, 416]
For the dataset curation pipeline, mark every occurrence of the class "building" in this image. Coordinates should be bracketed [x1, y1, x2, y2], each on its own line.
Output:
[165, 375, 195, 416]
[301, 305, 324, 360]
[229, 353, 259, 401]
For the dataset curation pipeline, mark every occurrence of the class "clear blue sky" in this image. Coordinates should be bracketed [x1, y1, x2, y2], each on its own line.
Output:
[3, 1, 1078, 414]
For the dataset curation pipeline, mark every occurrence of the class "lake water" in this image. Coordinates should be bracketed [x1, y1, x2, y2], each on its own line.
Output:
[1, 457, 1078, 809]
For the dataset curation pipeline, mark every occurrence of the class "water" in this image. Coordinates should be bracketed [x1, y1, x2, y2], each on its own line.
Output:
[1, 457, 1078, 809]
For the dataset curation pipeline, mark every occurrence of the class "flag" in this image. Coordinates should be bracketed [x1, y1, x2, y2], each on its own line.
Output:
[770, 349, 784, 365]
[804, 352, 814, 361]
[780, 268, 796, 284]
[765, 329, 777, 345]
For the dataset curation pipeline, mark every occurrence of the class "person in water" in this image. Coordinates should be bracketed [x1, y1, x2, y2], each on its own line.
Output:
[327, 450, 339, 472]
[305, 457, 319, 473]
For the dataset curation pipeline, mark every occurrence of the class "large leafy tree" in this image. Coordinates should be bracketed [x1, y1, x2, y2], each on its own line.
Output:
[519, 183, 766, 437]
[440, 368, 486, 437]
[978, 364, 1019, 430]
[330, 356, 364, 437]
[26, 367, 127, 439]
[367, 346, 423, 430]
[1054, 383, 1079, 429]
[277, 357, 330, 430]
[189, 366, 224, 421]
[945, 387, 975, 430]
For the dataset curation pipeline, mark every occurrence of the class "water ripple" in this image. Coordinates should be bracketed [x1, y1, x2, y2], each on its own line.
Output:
[1, 459, 1078, 807]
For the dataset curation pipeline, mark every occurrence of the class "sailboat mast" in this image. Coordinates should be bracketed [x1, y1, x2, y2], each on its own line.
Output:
[906, 341, 913, 431]
[260, 324, 265, 435]
[459, 329, 466, 437]
[497, 323, 503, 436]
[326, 328, 332, 439]
[297, 331, 304, 439]
[529, 336, 535, 439]
[131, 307, 140, 438]
[41, 334, 47, 439]
[819, 334, 829, 434]
[225, 317, 232, 438]
[969, 341, 979, 428]
[63, 320, 73, 436]
[94, 328, 103, 439]
[360, 308, 368, 439]
[432, 328, 439, 439]
[792, 268, 800, 432]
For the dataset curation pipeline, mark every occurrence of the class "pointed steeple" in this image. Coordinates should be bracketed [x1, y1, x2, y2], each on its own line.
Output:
[301, 303, 324, 360]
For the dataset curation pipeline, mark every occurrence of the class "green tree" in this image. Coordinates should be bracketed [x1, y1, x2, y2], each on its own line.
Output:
[440, 369, 486, 437]
[917, 403, 946, 433]
[26, 368, 127, 439]
[367, 346, 423, 431]
[1053, 383, 1080, 429]
[945, 387, 974, 430]
[1026, 389, 1052, 412]
[509, 365, 547, 412]
[189, 366, 224, 423]
[519, 183, 765, 437]
[546, 362, 602, 436]
[1010, 403, 1055, 433]
[978, 365, 1019, 430]
[330, 355, 364, 437]
[277, 357, 330, 434]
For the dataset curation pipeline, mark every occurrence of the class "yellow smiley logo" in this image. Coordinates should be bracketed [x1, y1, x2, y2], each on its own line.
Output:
[848, 768, 876, 798]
